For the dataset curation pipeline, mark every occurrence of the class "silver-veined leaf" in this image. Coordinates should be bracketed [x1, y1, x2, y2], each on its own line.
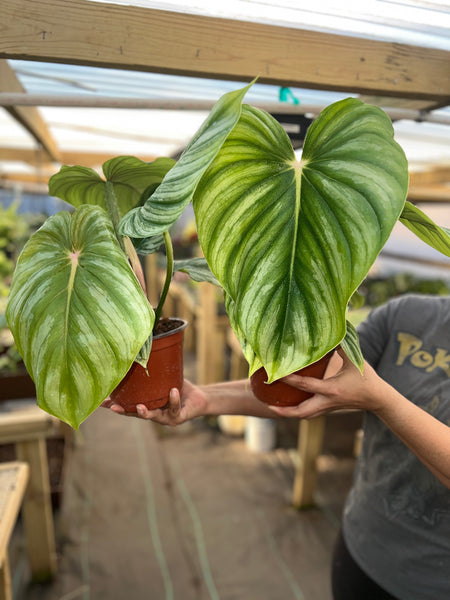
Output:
[119, 81, 255, 239]
[174, 257, 219, 285]
[194, 98, 409, 381]
[135, 334, 153, 371]
[340, 321, 364, 372]
[49, 156, 175, 219]
[224, 291, 263, 376]
[400, 201, 450, 257]
[131, 234, 165, 255]
[5, 205, 154, 428]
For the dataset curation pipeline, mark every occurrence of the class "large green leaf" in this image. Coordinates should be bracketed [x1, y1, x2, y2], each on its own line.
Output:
[194, 98, 409, 381]
[49, 156, 175, 219]
[224, 291, 263, 375]
[400, 201, 450, 257]
[5, 205, 154, 428]
[119, 81, 254, 239]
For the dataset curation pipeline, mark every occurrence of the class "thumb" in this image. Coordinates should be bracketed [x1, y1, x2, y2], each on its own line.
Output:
[282, 373, 328, 395]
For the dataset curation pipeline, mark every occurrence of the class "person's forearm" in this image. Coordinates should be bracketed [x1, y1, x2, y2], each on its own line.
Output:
[271, 354, 450, 488]
[374, 386, 450, 488]
[199, 379, 276, 418]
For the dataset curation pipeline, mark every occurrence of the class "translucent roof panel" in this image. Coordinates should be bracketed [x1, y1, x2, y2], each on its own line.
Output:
[1, 1, 450, 180]
[6, 60, 450, 173]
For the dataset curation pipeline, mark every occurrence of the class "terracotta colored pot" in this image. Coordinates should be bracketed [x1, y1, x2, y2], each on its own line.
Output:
[110, 318, 187, 413]
[250, 352, 333, 407]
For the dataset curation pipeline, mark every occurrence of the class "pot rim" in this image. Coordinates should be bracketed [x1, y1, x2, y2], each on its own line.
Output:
[153, 317, 188, 340]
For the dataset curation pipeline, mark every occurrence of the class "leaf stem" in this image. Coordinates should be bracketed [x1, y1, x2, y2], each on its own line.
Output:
[154, 230, 173, 327]
[105, 182, 147, 295]
[123, 237, 147, 296]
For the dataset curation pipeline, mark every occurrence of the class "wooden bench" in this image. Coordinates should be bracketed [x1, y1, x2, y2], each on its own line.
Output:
[0, 407, 58, 583]
[0, 462, 29, 600]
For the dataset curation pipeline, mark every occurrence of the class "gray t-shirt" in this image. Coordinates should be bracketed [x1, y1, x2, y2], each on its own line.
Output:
[343, 294, 450, 600]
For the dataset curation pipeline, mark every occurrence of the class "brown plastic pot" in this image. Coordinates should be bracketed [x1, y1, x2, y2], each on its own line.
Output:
[110, 318, 187, 413]
[250, 351, 333, 407]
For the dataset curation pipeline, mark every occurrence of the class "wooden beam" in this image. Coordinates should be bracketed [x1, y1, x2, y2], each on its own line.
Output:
[410, 167, 450, 187]
[408, 184, 450, 203]
[0, 0, 449, 102]
[0, 172, 54, 186]
[0, 61, 61, 162]
[0, 147, 50, 166]
[0, 147, 157, 167]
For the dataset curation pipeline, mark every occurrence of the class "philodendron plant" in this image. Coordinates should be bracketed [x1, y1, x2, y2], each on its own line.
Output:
[6, 80, 450, 428]
[5, 156, 215, 428]
[119, 81, 450, 382]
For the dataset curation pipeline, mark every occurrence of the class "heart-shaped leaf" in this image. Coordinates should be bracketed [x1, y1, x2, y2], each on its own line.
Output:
[49, 156, 175, 219]
[194, 99, 409, 381]
[6, 205, 154, 428]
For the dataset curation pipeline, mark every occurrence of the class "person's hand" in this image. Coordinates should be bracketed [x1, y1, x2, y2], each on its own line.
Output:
[101, 379, 208, 426]
[269, 348, 390, 420]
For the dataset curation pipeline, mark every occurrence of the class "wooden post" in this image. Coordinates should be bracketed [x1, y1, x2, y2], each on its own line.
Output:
[15, 438, 57, 581]
[196, 283, 229, 384]
[0, 462, 29, 600]
[176, 285, 196, 352]
[196, 282, 217, 384]
[292, 417, 326, 509]
[227, 329, 248, 381]
[0, 554, 11, 600]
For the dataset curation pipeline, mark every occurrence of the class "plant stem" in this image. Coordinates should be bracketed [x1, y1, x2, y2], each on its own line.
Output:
[154, 230, 173, 327]
[104, 182, 147, 295]
[123, 237, 147, 296]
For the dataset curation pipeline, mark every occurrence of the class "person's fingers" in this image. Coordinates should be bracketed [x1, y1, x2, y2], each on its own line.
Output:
[101, 398, 139, 417]
[268, 397, 326, 419]
[108, 403, 126, 415]
[167, 388, 181, 415]
[135, 392, 182, 424]
[136, 404, 152, 418]
[268, 404, 305, 417]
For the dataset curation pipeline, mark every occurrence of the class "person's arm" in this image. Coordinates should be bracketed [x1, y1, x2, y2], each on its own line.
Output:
[103, 377, 275, 424]
[271, 349, 450, 489]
